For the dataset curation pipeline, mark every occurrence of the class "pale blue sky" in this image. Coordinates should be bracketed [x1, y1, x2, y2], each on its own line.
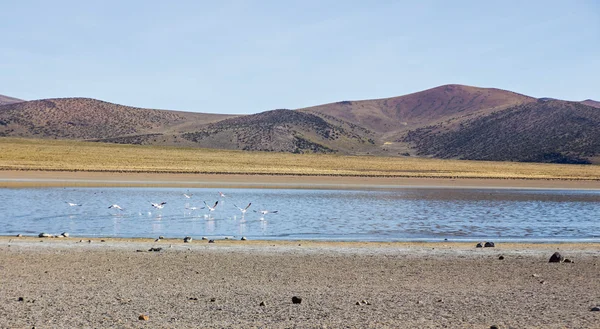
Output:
[1, 0, 598, 114]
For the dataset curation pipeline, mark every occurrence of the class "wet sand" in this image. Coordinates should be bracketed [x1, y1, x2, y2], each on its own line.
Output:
[1, 237, 599, 328]
[1, 170, 600, 189]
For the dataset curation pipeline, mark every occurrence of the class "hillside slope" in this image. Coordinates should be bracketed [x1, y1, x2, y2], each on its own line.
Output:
[581, 99, 600, 108]
[0, 98, 235, 141]
[403, 100, 600, 163]
[301, 84, 535, 134]
[180, 109, 375, 154]
[0, 94, 24, 106]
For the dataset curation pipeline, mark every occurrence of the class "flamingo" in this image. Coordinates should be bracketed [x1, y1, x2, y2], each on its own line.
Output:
[151, 202, 167, 209]
[234, 203, 252, 215]
[65, 202, 82, 207]
[108, 204, 123, 211]
[203, 201, 219, 212]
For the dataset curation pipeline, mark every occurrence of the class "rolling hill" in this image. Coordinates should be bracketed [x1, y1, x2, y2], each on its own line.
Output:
[403, 99, 600, 164]
[0, 98, 235, 142]
[0, 94, 24, 106]
[180, 109, 375, 154]
[0, 85, 598, 163]
[300, 84, 535, 135]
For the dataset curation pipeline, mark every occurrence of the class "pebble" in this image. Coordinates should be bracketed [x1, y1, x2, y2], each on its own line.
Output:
[549, 252, 564, 263]
[484, 241, 495, 248]
[148, 247, 162, 252]
[138, 314, 149, 321]
[184, 236, 192, 243]
[498, 255, 505, 260]
[241, 237, 247, 241]
[476, 242, 483, 248]
[490, 325, 499, 329]
[189, 297, 198, 301]
[17, 297, 24, 302]
[100, 240, 106, 243]
[259, 301, 266, 307]
[292, 296, 302, 304]
[210, 297, 216, 302]
[564, 258, 573, 263]
[591, 306, 600, 312]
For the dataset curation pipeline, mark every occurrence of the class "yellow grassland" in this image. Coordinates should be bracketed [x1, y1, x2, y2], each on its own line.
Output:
[1, 138, 599, 180]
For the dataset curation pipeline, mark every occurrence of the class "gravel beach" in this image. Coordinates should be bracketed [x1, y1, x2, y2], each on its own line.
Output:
[1, 237, 599, 328]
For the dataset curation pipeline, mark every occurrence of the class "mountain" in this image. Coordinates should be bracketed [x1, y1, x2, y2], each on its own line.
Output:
[581, 99, 600, 108]
[403, 99, 600, 164]
[1, 86, 598, 164]
[0, 94, 24, 106]
[180, 109, 375, 154]
[300, 84, 535, 135]
[0, 98, 235, 142]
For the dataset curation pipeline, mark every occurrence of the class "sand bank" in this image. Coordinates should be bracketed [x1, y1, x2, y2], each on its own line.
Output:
[1, 170, 600, 189]
[0, 237, 598, 328]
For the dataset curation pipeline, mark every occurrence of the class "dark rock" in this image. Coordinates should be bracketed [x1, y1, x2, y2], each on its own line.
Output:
[355, 301, 361, 305]
[259, 301, 266, 307]
[18, 297, 24, 302]
[188, 297, 198, 301]
[498, 255, 505, 260]
[484, 241, 495, 248]
[490, 326, 499, 329]
[100, 240, 106, 242]
[208, 239, 215, 243]
[135, 249, 145, 252]
[148, 247, 162, 252]
[183, 236, 192, 243]
[476, 242, 483, 248]
[564, 258, 573, 263]
[210, 297, 216, 302]
[292, 296, 302, 304]
[549, 252, 564, 263]
[590, 306, 600, 312]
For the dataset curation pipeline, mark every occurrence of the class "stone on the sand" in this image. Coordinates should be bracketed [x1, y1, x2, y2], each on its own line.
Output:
[259, 301, 266, 307]
[498, 255, 505, 260]
[210, 297, 216, 302]
[490, 325, 499, 329]
[484, 241, 495, 248]
[476, 242, 483, 248]
[148, 247, 162, 252]
[590, 306, 600, 312]
[139, 314, 149, 321]
[292, 296, 302, 304]
[184, 236, 192, 243]
[549, 252, 564, 263]
[564, 258, 573, 263]
[18, 297, 24, 302]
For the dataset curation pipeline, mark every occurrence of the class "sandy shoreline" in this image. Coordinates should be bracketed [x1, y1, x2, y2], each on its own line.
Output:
[2, 170, 600, 189]
[0, 237, 598, 328]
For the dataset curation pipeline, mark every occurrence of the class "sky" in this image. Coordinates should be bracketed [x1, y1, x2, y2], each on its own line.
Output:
[1, 0, 598, 114]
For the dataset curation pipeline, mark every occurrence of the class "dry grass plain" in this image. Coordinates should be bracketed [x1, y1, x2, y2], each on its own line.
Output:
[1, 137, 600, 181]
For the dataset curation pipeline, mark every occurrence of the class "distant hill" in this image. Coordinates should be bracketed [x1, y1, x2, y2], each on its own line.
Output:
[180, 109, 375, 154]
[0, 94, 24, 106]
[403, 99, 600, 164]
[581, 99, 600, 108]
[1, 86, 598, 163]
[300, 84, 535, 134]
[0, 98, 235, 142]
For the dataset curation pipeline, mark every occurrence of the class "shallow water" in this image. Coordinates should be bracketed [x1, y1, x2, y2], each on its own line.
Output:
[0, 187, 598, 242]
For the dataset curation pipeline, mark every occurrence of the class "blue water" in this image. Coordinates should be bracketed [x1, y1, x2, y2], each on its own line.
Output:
[0, 187, 598, 242]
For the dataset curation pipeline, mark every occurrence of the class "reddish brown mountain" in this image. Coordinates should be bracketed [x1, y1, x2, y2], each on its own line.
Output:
[300, 84, 535, 134]
[0, 98, 235, 141]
